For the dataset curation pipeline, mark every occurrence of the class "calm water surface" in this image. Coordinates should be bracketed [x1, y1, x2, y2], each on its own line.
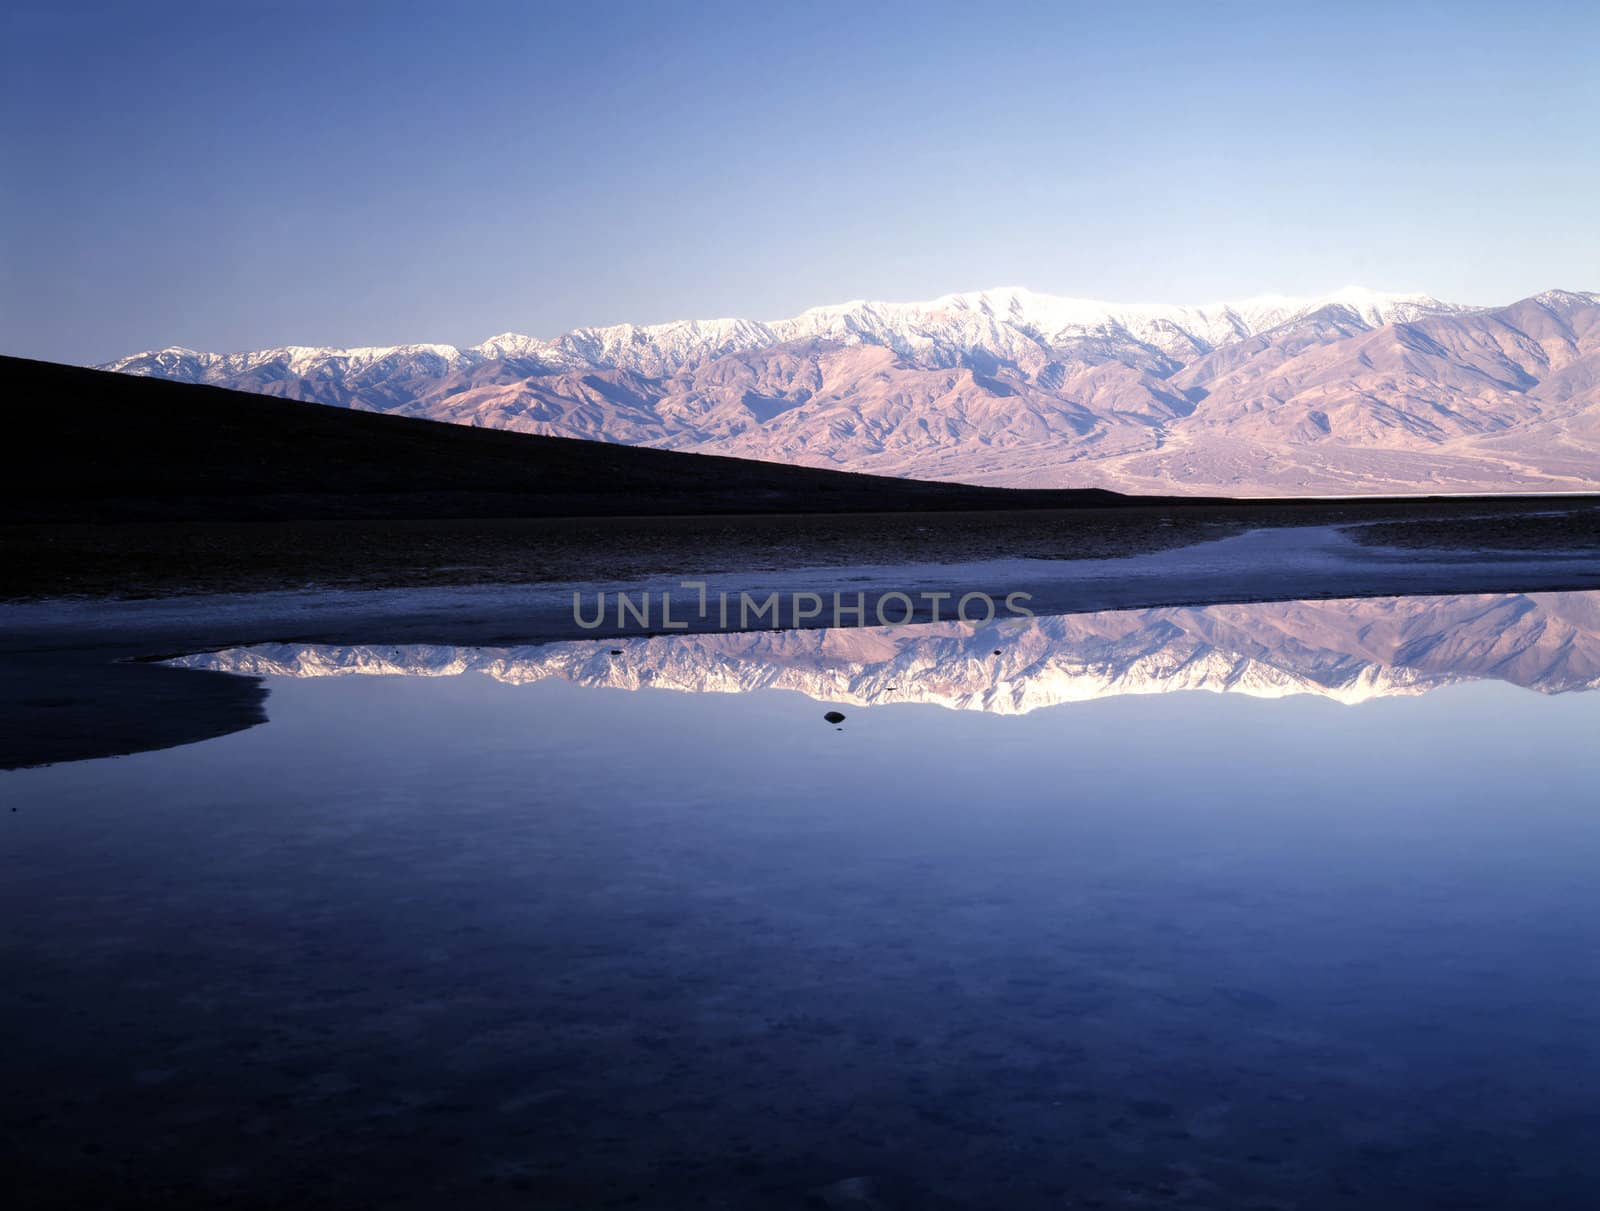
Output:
[4, 595, 1600, 1209]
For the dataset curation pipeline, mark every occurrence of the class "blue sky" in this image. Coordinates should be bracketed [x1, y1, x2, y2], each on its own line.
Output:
[4, 0, 1598, 364]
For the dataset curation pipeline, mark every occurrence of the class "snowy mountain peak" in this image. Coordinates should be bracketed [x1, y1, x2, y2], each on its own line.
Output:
[1287, 286, 1462, 327]
[467, 332, 552, 360]
[1531, 288, 1600, 308]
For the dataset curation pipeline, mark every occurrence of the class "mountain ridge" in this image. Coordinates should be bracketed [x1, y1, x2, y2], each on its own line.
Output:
[98, 286, 1600, 497]
[102, 285, 1468, 378]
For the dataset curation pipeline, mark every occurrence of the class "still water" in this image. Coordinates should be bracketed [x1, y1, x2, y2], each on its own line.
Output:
[4, 594, 1600, 1208]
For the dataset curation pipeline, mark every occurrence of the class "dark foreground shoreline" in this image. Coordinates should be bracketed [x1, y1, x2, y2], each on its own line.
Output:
[7, 497, 1600, 601]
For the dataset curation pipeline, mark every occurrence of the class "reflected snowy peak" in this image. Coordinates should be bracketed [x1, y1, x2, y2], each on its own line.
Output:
[167, 592, 1600, 714]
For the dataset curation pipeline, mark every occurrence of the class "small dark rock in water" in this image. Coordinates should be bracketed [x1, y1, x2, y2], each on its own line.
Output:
[609, 649, 623, 656]
[993, 648, 1002, 655]
[823, 710, 846, 724]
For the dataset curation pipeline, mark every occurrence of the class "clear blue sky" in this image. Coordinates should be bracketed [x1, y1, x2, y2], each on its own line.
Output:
[3, 0, 1597, 364]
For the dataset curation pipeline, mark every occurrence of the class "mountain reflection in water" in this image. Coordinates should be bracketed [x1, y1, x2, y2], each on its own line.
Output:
[170, 591, 1600, 711]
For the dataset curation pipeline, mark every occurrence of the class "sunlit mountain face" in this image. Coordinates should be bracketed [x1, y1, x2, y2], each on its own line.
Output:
[101, 287, 1600, 496]
[169, 591, 1600, 712]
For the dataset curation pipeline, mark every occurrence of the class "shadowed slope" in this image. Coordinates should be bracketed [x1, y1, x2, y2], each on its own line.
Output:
[1, 356, 1138, 523]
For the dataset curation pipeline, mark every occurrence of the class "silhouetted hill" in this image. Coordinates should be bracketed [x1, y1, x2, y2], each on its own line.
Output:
[2, 356, 1144, 522]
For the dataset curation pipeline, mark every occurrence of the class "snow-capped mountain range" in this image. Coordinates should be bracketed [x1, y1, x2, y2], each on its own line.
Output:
[102, 286, 1600, 495]
[170, 592, 1600, 714]
[102, 285, 1460, 383]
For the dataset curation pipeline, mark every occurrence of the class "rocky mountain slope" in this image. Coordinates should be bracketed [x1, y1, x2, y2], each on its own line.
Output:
[103, 287, 1600, 496]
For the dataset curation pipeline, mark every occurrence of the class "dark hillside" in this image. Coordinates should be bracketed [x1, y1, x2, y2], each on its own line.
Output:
[2, 356, 1144, 522]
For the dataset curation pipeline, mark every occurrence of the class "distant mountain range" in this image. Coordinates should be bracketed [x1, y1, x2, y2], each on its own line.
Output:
[102, 286, 1600, 496]
[170, 592, 1600, 711]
